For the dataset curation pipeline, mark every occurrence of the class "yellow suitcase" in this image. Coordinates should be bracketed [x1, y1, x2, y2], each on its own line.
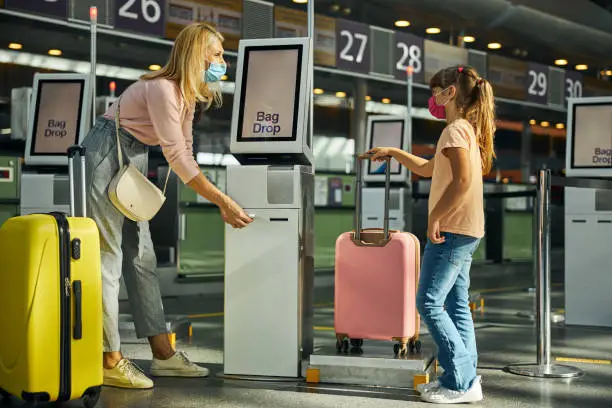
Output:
[0, 146, 103, 407]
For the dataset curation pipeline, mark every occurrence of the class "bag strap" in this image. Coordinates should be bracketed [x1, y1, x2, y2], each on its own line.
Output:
[114, 97, 172, 194]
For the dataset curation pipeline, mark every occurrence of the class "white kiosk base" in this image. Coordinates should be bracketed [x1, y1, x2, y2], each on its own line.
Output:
[564, 186, 612, 327]
[362, 187, 411, 231]
[223, 165, 315, 378]
[20, 173, 71, 215]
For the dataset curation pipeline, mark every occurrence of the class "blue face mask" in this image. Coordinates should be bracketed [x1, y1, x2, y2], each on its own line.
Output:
[203, 62, 226, 83]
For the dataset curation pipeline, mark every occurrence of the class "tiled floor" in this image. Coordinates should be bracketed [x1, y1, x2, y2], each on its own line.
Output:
[2, 260, 611, 407]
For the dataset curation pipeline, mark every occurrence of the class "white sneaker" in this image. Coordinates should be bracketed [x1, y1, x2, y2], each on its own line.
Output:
[104, 359, 154, 389]
[421, 376, 483, 404]
[150, 351, 210, 377]
[416, 380, 440, 394]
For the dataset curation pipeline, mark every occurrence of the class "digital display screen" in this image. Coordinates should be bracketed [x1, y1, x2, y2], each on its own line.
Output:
[367, 120, 404, 175]
[571, 103, 612, 168]
[30, 80, 85, 156]
[236, 45, 302, 142]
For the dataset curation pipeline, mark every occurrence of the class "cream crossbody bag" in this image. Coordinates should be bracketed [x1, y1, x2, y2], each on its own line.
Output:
[107, 97, 171, 222]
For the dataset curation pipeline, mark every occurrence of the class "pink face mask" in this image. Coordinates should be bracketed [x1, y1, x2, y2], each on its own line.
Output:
[428, 87, 451, 119]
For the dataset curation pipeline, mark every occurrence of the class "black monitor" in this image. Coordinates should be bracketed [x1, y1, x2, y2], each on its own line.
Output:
[25, 73, 91, 166]
[364, 116, 408, 183]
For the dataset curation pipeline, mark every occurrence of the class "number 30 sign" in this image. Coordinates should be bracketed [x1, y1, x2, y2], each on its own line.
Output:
[115, 0, 166, 37]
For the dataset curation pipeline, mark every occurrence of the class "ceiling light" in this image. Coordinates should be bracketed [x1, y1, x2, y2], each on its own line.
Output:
[292, 0, 307, 3]
[382, 98, 391, 104]
[554, 59, 568, 66]
[336, 91, 346, 98]
[148, 64, 161, 71]
[395, 20, 410, 28]
[426, 27, 441, 34]
[606, 70, 612, 76]
[313, 88, 324, 95]
[48, 49, 62, 56]
[365, 95, 372, 101]
[529, 119, 536, 125]
[8, 42, 22, 50]
[463, 36, 475, 43]
[541, 121, 550, 127]
[487, 42, 502, 50]
[575, 64, 588, 71]
[556, 123, 565, 129]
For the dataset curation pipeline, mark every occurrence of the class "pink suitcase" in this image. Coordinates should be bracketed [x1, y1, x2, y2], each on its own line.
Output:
[334, 154, 421, 356]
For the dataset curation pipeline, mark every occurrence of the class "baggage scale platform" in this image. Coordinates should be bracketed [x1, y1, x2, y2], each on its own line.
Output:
[304, 335, 437, 390]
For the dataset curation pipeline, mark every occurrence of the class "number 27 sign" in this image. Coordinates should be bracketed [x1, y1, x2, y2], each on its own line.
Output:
[335, 19, 371, 74]
[115, 0, 166, 37]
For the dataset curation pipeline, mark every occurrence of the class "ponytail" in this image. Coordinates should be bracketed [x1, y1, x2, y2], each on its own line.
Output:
[430, 65, 497, 175]
[465, 79, 496, 175]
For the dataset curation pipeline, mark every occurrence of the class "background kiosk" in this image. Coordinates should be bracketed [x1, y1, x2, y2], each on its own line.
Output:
[361, 115, 412, 232]
[20, 73, 91, 216]
[223, 37, 315, 378]
[564, 96, 612, 328]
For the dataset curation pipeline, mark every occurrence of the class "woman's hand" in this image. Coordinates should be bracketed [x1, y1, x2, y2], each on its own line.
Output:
[220, 199, 253, 229]
[427, 217, 445, 244]
[365, 147, 396, 162]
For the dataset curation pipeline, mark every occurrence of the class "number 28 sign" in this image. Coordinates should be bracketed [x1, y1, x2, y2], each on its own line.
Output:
[115, 0, 166, 37]
[335, 19, 371, 74]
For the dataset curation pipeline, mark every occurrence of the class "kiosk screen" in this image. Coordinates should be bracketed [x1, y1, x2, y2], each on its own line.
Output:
[571, 103, 612, 169]
[367, 120, 404, 175]
[30, 79, 85, 156]
[237, 45, 302, 142]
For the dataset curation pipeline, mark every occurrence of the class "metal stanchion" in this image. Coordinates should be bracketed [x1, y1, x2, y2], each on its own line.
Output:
[504, 169, 583, 378]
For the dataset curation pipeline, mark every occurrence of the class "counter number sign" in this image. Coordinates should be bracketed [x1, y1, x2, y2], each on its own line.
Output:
[115, 0, 166, 37]
[394, 32, 424, 83]
[335, 19, 370, 74]
[527, 62, 549, 104]
[565, 70, 584, 101]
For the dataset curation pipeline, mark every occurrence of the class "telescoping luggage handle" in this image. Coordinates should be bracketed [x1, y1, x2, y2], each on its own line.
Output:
[354, 153, 392, 243]
[67, 145, 87, 218]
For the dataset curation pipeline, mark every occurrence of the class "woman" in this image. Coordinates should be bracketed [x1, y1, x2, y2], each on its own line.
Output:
[368, 65, 495, 404]
[82, 23, 253, 389]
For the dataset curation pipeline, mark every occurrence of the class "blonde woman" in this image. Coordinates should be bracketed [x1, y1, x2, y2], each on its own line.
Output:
[82, 23, 253, 389]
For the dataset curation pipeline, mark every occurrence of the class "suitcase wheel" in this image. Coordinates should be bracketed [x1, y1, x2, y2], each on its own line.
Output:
[336, 339, 349, 353]
[393, 343, 408, 356]
[349, 338, 364, 348]
[409, 339, 423, 354]
[82, 386, 102, 408]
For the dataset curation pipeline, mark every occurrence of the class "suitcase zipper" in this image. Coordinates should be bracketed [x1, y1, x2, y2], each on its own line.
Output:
[50, 213, 71, 402]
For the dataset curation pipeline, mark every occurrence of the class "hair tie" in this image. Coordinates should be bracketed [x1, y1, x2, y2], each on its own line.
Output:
[458, 67, 464, 73]
[477, 78, 484, 85]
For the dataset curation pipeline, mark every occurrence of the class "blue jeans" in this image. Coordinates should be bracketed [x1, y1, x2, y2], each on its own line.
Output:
[416, 232, 481, 392]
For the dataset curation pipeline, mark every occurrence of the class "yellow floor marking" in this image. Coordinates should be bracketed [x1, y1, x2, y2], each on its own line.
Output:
[314, 326, 335, 331]
[556, 357, 611, 365]
[187, 312, 224, 319]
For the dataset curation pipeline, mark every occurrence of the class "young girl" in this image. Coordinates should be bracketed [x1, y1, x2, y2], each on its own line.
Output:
[368, 65, 495, 404]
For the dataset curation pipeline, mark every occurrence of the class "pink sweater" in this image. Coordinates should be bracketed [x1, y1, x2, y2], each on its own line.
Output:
[104, 78, 200, 184]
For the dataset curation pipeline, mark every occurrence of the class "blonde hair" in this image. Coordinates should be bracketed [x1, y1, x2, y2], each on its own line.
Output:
[430, 65, 497, 175]
[141, 23, 224, 111]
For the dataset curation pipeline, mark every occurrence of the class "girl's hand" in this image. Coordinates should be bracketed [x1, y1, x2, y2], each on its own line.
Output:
[427, 218, 445, 244]
[365, 147, 396, 162]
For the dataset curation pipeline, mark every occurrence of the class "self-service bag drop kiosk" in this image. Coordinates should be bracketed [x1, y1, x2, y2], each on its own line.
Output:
[361, 115, 412, 232]
[223, 37, 315, 378]
[20, 73, 91, 216]
[564, 96, 612, 328]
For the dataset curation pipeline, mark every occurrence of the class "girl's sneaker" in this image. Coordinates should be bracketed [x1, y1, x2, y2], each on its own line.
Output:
[421, 376, 483, 404]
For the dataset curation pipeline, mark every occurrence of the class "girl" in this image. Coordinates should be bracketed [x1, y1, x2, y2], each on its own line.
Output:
[82, 23, 253, 389]
[368, 65, 495, 404]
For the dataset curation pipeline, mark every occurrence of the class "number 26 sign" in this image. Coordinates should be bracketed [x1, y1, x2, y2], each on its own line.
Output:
[335, 19, 371, 74]
[114, 0, 166, 37]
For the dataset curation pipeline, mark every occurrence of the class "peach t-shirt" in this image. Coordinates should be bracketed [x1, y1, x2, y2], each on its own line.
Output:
[104, 78, 200, 184]
[428, 119, 485, 239]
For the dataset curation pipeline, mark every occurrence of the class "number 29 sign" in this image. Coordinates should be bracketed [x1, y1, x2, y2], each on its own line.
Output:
[335, 19, 371, 74]
[115, 0, 166, 37]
